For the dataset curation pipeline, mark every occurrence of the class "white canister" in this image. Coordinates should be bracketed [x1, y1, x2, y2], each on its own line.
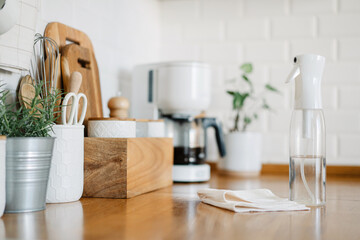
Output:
[0, 136, 5, 217]
[88, 118, 136, 138]
[47, 125, 84, 203]
[148, 120, 165, 137]
[218, 132, 262, 176]
[136, 119, 165, 137]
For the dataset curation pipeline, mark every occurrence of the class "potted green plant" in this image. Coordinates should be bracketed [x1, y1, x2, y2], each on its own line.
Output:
[0, 79, 62, 213]
[218, 63, 280, 176]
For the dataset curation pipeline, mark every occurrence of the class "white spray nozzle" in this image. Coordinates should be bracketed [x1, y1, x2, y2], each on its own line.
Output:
[286, 54, 325, 110]
[287, 54, 326, 139]
[285, 65, 300, 83]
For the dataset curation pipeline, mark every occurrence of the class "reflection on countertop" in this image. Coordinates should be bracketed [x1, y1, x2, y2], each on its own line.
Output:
[0, 174, 359, 240]
[1, 201, 83, 240]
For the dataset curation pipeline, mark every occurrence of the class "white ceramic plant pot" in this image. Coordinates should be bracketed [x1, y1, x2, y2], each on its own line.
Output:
[47, 125, 84, 203]
[218, 132, 262, 176]
[0, 136, 5, 217]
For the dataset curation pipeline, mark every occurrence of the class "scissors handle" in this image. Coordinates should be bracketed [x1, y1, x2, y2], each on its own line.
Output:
[74, 93, 87, 125]
[62, 93, 77, 125]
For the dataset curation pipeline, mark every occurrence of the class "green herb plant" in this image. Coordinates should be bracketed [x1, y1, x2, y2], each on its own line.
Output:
[227, 63, 280, 132]
[0, 81, 62, 137]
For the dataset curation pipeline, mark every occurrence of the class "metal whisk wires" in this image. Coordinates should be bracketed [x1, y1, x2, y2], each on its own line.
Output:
[30, 33, 60, 99]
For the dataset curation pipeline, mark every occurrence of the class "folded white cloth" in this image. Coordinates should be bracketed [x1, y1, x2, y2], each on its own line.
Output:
[197, 188, 310, 213]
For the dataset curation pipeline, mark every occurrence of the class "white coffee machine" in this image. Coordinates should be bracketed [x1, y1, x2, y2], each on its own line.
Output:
[132, 62, 226, 182]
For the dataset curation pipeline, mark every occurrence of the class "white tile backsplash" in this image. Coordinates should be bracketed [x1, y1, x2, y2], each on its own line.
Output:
[1, 0, 360, 165]
[226, 18, 268, 41]
[201, 44, 241, 64]
[39, 0, 161, 116]
[244, 0, 288, 16]
[290, 39, 336, 62]
[158, 0, 360, 165]
[319, 15, 360, 37]
[271, 16, 316, 39]
[291, 0, 336, 14]
[338, 38, 360, 61]
[19, 3, 37, 30]
[339, 0, 360, 13]
[244, 41, 287, 62]
[183, 20, 224, 43]
[200, 0, 241, 20]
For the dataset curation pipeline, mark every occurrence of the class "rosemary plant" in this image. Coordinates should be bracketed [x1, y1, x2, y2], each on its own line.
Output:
[227, 63, 280, 132]
[0, 81, 62, 137]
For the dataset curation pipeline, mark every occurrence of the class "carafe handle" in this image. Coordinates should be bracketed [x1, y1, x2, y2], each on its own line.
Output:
[202, 118, 226, 157]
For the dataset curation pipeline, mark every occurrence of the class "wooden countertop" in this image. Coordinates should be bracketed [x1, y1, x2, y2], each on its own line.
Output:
[1, 174, 360, 240]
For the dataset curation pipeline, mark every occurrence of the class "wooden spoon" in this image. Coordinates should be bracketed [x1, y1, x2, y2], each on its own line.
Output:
[61, 56, 71, 92]
[18, 75, 34, 107]
[65, 71, 83, 120]
[19, 83, 42, 114]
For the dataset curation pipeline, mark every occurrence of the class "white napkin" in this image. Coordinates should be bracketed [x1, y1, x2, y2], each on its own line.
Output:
[197, 188, 310, 213]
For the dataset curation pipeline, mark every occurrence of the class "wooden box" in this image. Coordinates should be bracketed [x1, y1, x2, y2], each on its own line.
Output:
[83, 137, 173, 199]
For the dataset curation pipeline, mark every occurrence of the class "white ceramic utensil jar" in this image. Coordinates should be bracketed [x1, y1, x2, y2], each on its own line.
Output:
[0, 136, 5, 217]
[47, 125, 84, 203]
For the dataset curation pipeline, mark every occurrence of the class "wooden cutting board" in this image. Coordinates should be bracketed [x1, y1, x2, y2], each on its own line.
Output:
[44, 22, 103, 122]
[62, 43, 101, 124]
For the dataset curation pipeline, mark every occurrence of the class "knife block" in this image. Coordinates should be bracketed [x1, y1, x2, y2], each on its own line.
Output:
[83, 137, 173, 199]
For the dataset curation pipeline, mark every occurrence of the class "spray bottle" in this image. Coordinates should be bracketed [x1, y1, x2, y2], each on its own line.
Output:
[286, 54, 326, 206]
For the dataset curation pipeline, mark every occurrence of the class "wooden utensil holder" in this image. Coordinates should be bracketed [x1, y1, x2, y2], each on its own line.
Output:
[83, 137, 173, 199]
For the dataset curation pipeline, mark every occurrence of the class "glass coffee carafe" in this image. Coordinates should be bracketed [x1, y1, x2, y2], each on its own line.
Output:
[163, 116, 226, 165]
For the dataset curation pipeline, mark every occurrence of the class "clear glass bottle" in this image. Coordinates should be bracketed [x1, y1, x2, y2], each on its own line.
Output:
[289, 109, 326, 206]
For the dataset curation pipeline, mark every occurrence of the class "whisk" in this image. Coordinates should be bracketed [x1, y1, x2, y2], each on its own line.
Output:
[29, 33, 60, 99]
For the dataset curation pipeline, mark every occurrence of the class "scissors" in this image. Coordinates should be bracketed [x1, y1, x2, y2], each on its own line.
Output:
[62, 92, 88, 125]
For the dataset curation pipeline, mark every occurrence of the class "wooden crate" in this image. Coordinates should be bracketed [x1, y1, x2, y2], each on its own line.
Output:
[83, 137, 173, 199]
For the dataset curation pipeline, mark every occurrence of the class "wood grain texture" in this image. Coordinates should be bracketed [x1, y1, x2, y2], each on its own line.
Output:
[44, 22, 103, 122]
[127, 138, 174, 198]
[83, 138, 128, 198]
[2, 174, 360, 240]
[83, 137, 173, 199]
[208, 162, 360, 177]
[261, 164, 360, 176]
[62, 44, 102, 124]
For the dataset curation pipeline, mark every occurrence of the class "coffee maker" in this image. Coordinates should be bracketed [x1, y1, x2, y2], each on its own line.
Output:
[132, 62, 226, 182]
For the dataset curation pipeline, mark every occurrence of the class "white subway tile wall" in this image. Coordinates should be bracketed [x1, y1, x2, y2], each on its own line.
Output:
[1, 0, 161, 116]
[1, 0, 359, 166]
[38, 0, 161, 116]
[0, 0, 38, 70]
[159, 0, 360, 166]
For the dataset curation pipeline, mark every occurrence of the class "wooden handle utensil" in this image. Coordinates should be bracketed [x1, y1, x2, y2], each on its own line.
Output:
[65, 71, 83, 120]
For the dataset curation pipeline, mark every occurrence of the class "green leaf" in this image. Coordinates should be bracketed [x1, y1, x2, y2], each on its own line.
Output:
[265, 84, 280, 93]
[0, 79, 63, 137]
[227, 91, 235, 96]
[240, 63, 253, 73]
[253, 113, 258, 119]
[242, 74, 254, 92]
[244, 116, 252, 124]
[232, 92, 250, 110]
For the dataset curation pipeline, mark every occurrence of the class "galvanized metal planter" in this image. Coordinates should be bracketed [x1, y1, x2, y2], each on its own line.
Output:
[5, 137, 55, 213]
